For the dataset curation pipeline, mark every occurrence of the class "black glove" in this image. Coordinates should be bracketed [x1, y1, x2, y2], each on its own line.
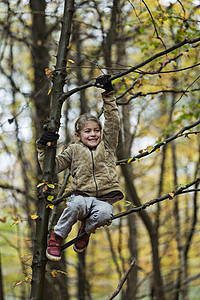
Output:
[94, 75, 114, 93]
[38, 128, 59, 145]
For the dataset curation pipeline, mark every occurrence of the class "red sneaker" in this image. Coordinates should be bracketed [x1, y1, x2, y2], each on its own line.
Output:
[46, 230, 63, 261]
[73, 220, 90, 253]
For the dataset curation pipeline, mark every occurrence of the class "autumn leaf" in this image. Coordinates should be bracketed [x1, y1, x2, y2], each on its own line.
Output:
[145, 146, 155, 153]
[46, 204, 54, 209]
[171, 60, 177, 67]
[127, 158, 132, 164]
[11, 217, 23, 226]
[179, 183, 186, 188]
[37, 182, 44, 188]
[42, 185, 48, 192]
[31, 213, 39, 220]
[47, 184, 55, 189]
[24, 275, 32, 283]
[47, 195, 54, 201]
[0, 217, 7, 223]
[51, 269, 68, 277]
[45, 68, 53, 78]
[125, 201, 132, 207]
[14, 280, 23, 287]
[51, 270, 58, 277]
[47, 88, 52, 95]
[169, 191, 175, 199]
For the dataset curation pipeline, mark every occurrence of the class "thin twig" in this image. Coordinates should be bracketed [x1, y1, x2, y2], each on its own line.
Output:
[142, 0, 166, 49]
[106, 260, 136, 300]
[116, 119, 200, 165]
[173, 74, 200, 105]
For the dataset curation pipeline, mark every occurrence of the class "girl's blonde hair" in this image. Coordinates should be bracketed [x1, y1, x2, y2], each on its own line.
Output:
[75, 113, 102, 133]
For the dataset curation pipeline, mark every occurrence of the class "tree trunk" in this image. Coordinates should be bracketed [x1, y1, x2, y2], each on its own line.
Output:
[30, 0, 51, 137]
[30, 1, 75, 299]
[117, 158, 166, 300]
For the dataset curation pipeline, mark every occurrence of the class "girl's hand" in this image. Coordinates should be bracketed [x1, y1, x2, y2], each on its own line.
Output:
[94, 75, 114, 93]
[38, 128, 59, 145]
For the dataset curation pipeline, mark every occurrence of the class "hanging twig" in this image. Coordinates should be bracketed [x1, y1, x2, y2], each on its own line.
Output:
[141, 0, 166, 49]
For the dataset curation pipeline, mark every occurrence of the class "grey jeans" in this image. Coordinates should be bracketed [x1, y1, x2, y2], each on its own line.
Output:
[54, 195, 114, 239]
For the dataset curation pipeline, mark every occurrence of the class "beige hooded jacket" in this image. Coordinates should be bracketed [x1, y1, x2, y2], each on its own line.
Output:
[37, 92, 123, 202]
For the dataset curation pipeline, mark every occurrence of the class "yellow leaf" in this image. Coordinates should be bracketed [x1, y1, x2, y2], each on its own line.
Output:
[169, 191, 175, 199]
[31, 213, 39, 220]
[14, 280, 23, 287]
[127, 158, 132, 164]
[155, 148, 160, 152]
[145, 146, 151, 150]
[46, 204, 54, 209]
[47, 195, 54, 201]
[11, 218, 23, 226]
[68, 59, 75, 64]
[45, 68, 53, 78]
[24, 275, 32, 283]
[47, 88, 52, 95]
[51, 270, 58, 277]
[37, 182, 44, 188]
[171, 61, 177, 67]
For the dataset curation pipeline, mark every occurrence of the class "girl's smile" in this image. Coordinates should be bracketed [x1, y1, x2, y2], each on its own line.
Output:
[75, 121, 101, 148]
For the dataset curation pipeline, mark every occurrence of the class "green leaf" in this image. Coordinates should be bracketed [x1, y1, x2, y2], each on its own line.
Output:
[139, 27, 145, 34]
[47, 184, 55, 189]
[47, 195, 54, 201]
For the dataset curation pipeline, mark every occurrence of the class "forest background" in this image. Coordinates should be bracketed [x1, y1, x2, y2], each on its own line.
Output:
[0, 0, 200, 299]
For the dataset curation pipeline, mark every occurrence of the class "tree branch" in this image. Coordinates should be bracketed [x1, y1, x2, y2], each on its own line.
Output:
[57, 37, 200, 102]
[116, 119, 200, 165]
[106, 260, 136, 300]
[61, 177, 200, 251]
[113, 177, 200, 220]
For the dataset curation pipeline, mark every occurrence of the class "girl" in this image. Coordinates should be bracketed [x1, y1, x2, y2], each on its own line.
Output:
[37, 75, 123, 261]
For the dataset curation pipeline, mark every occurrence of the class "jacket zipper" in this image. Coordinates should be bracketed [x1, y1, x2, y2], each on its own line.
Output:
[90, 149, 98, 197]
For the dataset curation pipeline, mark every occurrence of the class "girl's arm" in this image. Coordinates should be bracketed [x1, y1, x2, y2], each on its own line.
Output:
[102, 91, 120, 151]
[94, 75, 120, 151]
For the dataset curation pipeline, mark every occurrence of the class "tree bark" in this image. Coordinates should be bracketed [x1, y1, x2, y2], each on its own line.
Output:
[30, 1, 75, 299]
[117, 158, 166, 300]
[30, 0, 51, 137]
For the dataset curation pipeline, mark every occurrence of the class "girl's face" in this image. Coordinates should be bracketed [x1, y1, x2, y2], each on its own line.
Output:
[75, 121, 101, 148]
